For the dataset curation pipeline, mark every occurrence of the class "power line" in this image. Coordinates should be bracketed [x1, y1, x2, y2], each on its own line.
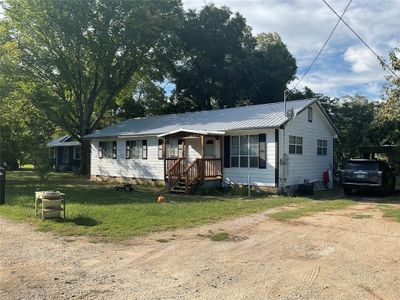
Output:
[322, 0, 399, 80]
[293, 0, 353, 90]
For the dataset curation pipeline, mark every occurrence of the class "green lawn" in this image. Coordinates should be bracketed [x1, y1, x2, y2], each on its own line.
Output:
[0, 171, 315, 241]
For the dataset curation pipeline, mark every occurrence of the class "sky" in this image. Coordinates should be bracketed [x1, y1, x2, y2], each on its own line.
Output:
[183, 0, 400, 100]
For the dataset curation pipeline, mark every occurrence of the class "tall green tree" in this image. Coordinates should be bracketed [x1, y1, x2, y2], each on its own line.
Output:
[1, 0, 183, 173]
[171, 5, 296, 111]
[375, 47, 400, 144]
[0, 25, 55, 169]
[244, 32, 296, 104]
[332, 95, 376, 165]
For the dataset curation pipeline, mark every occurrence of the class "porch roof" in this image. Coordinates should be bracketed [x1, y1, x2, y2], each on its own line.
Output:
[47, 135, 81, 147]
[158, 129, 225, 138]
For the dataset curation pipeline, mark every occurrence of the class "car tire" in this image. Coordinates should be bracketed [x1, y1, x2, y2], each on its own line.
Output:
[344, 187, 352, 196]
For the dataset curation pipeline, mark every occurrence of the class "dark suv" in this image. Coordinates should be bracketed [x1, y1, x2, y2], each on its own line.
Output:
[342, 159, 396, 196]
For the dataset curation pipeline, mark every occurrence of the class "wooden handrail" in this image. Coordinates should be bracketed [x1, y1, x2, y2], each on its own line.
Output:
[184, 159, 201, 193]
[168, 157, 183, 173]
[184, 158, 200, 173]
[167, 158, 183, 191]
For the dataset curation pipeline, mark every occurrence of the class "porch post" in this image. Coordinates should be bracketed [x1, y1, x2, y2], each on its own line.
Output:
[163, 138, 167, 182]
[220, 136, 224, 179]
[200, 135, 205, 182]
[200, 135, 204, 158]
[182, 138, 186, 170]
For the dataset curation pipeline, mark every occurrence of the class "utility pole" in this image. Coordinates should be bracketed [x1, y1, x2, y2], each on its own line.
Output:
[283, 89, 290, 118]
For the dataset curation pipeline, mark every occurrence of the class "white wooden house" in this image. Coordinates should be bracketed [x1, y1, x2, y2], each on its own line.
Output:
[84, 99, 338, 193]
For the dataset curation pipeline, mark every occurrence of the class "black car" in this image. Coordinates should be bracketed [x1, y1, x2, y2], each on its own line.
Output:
[342, 159, 396, 196]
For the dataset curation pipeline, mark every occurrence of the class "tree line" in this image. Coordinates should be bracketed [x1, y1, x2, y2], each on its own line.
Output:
[0, 0, 398, 173]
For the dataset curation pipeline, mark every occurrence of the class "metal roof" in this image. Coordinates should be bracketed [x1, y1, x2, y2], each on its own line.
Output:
[47, 135, 81, 147]
[85, 99, 330, 139]
[158, 129, 225, 138]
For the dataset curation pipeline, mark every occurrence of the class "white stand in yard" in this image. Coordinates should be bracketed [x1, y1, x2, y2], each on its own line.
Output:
[35, 191, 66, 220]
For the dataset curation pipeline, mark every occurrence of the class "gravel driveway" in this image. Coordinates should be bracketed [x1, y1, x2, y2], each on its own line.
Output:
[2, 203, 400, 299]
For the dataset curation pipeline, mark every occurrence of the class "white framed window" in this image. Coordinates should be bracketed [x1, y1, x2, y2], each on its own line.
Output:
[73, 146, 81, 160]
[126, 140, 144, 159]
[158, 139, 164, 159]
[317, 139, 327, 156]
[230, 135, 259, 168]
[99, 141, 117, 159]
[289, 136, 303, 154]
[168, 138, 179, 158]
[308, 107, 313, 122]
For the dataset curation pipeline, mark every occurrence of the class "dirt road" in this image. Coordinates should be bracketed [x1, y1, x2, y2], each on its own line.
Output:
[2, 203, 400, 299]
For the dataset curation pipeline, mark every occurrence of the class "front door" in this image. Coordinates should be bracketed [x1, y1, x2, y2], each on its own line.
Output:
[185, 137, 202, 163]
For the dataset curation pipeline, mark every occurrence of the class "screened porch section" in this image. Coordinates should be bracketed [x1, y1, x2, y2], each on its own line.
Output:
[160, 130, 223, 194]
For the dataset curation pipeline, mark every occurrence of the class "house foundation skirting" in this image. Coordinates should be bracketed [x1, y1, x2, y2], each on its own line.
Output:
[90, 175, 165, 186]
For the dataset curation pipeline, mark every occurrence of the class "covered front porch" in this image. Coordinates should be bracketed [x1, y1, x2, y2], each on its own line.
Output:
[159, 129, 223, 194]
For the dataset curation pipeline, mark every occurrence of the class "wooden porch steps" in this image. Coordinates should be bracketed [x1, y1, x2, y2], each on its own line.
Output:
[170, 178, 197, 194]
[166, 158, 222, 195]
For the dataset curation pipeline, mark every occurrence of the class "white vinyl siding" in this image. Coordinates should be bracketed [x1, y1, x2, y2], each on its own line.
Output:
[283, 103, 335, 186]
[91, 137, 164, 180]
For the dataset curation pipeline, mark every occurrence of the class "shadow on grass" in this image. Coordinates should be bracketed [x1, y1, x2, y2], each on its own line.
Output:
[69, 216, 101, 227]
[347, 190, 400, 204]
[313, 186, 400, 204]
[6, 171, 273, 207]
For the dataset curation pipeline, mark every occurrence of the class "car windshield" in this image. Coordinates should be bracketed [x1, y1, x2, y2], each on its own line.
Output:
[345, 162, 378, 171]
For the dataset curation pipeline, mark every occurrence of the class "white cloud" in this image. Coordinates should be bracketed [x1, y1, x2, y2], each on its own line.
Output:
[344, 45, 380, 73]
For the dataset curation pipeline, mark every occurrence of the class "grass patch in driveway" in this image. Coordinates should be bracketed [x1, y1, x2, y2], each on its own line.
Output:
[0, 171, 311, 241]
[210, 232, 229, 241]
[352, 214, 373, 219]
[156, 239, 170, 243]
[379, 206, 400, 223]
[269, 200, 355, 221]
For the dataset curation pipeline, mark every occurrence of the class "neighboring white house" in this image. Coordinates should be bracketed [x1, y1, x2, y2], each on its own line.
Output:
[84, 99, 338, 193]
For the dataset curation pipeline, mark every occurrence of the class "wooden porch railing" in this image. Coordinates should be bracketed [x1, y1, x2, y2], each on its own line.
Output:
[184, 159, 201, 194]
[166, 158, 222, 193]
[204, 158, 222, 178]
[167, 158, 184, 191]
